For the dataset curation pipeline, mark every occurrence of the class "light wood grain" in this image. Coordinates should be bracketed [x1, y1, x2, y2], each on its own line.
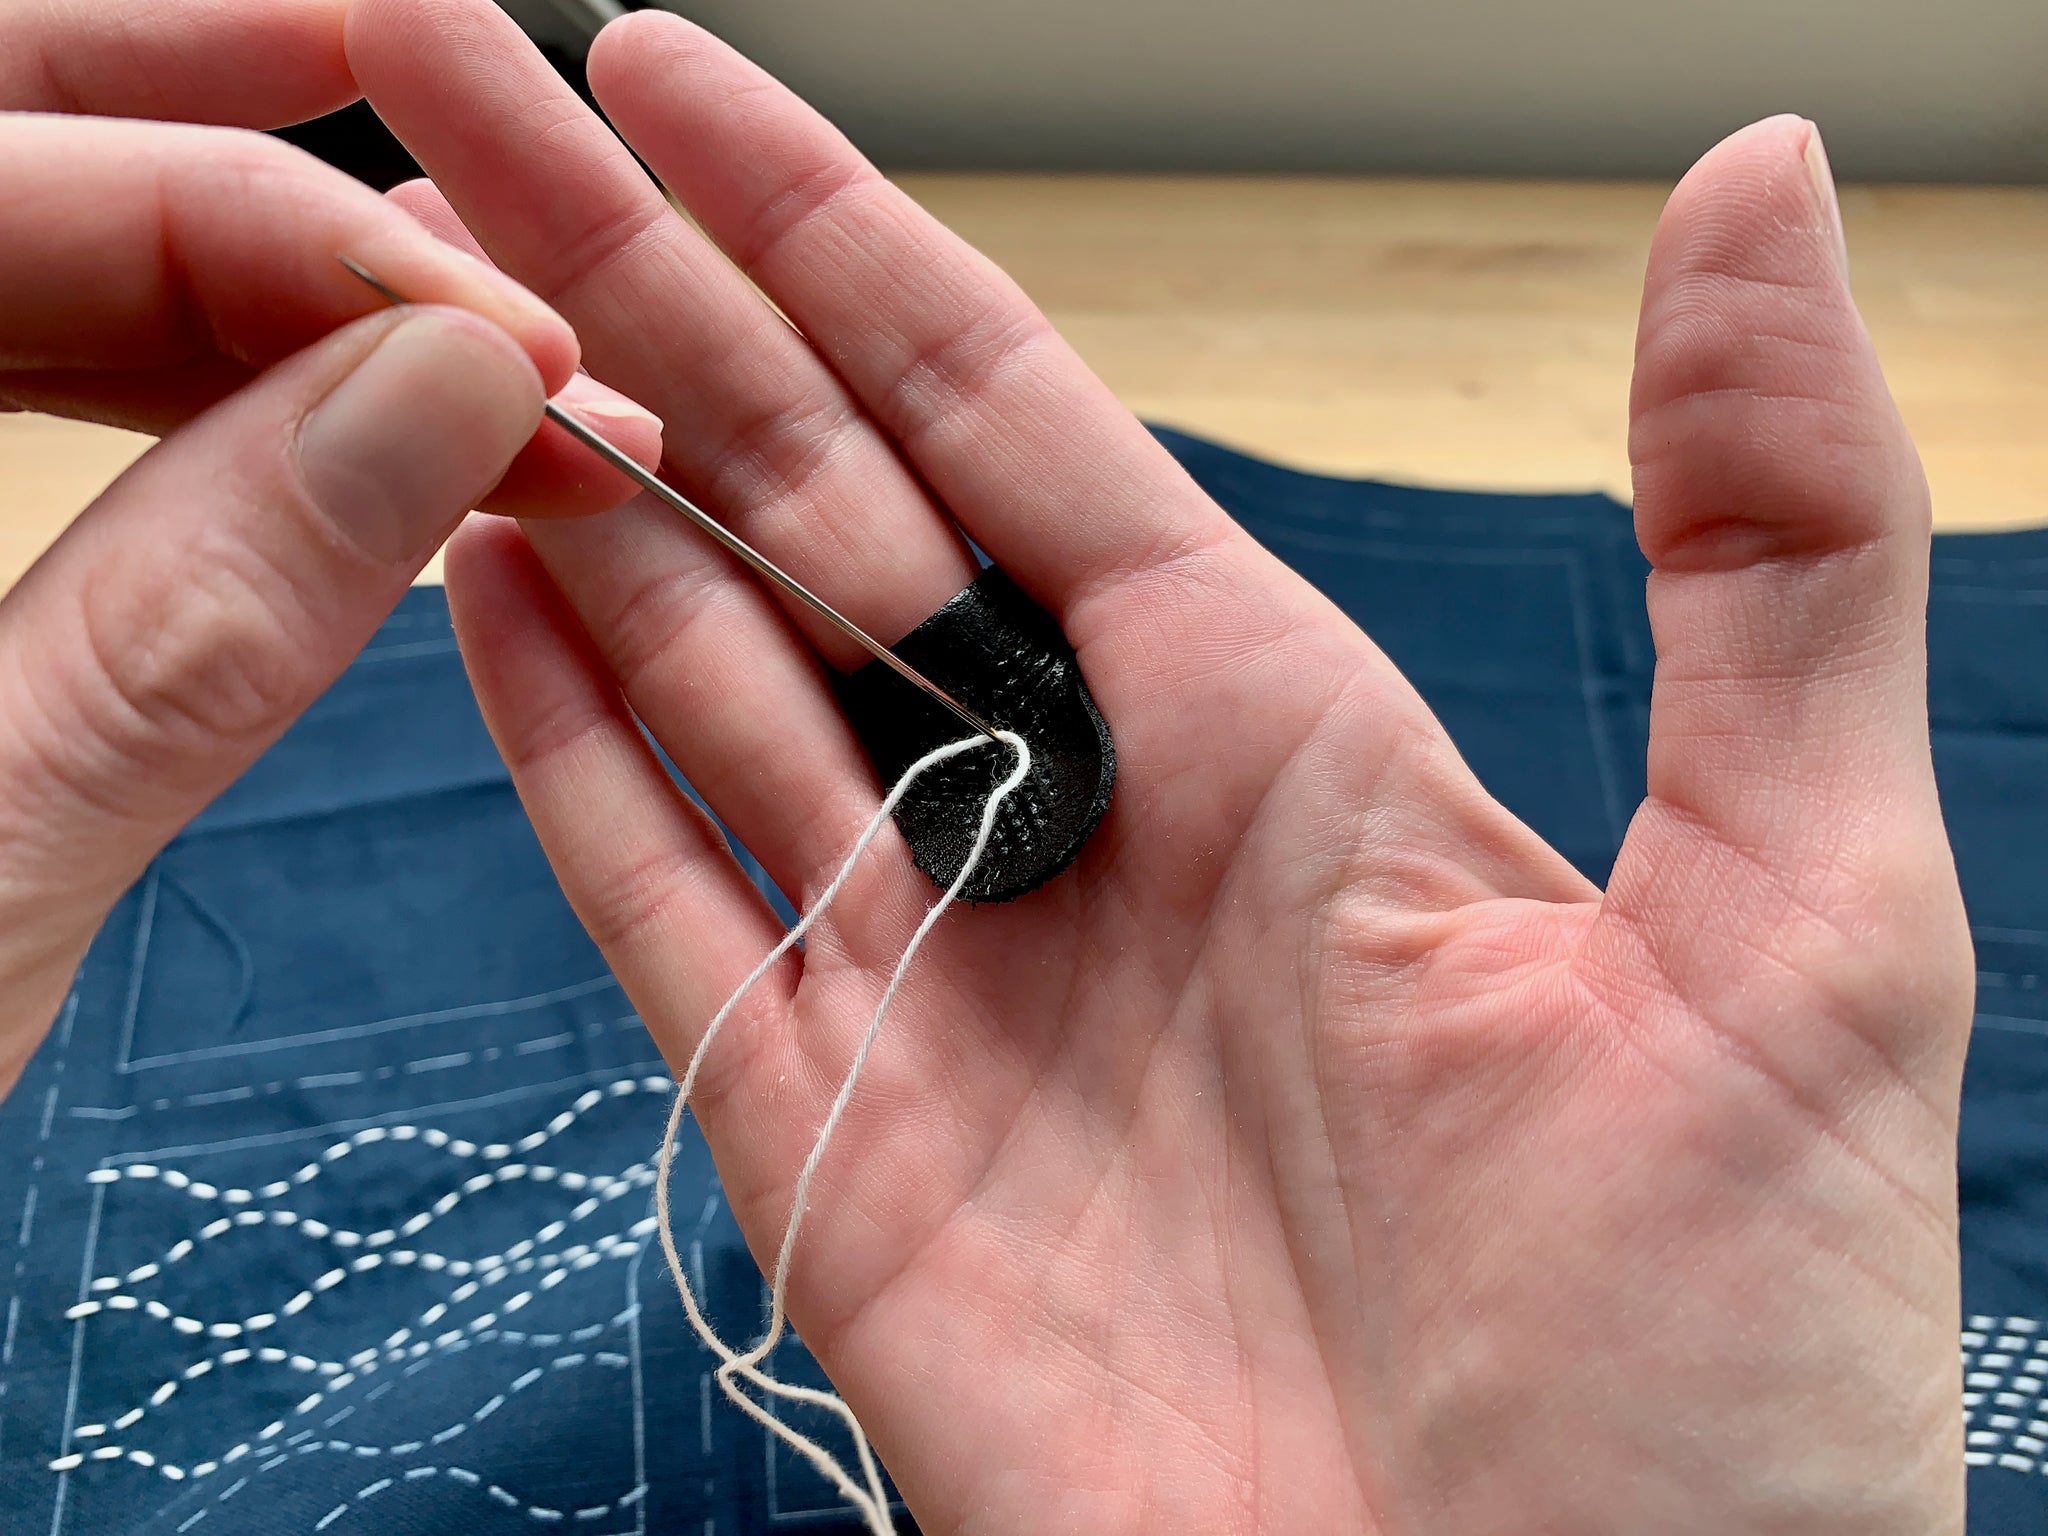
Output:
[5, 175, 2042, 595]
[902, 175, 2048, 530]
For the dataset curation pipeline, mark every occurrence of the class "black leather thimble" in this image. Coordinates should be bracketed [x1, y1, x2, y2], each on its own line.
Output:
[833, 566, 1115, 903]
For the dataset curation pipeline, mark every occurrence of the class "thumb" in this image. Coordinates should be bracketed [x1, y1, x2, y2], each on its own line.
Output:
[1593, 116, 1971, 1083]
[0, 305, 542, 1078]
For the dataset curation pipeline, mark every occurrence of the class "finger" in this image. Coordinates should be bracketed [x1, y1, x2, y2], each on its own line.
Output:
[0, 358, 658, 525]
[0, 306, 542, 1070]
[0, 0, 355, 127]
[585, 10, 1238, 617]
[445, 517, 1000, 1192]
[347, 0, 978, 665]
[386, 176, 487, 258]
[383, 178, 667, 519]
[384, 170, 872, 890]
[441, 516, 799, 1103]
[0, 113, 576, 390]
[0, 356, 259, 432]
[346, 0, 1592, 931]
[1592, 117, 1971, 1068]
[517, 500, 894, 905]
[475, 373, 663, 518]
[397, 159, 894, 884]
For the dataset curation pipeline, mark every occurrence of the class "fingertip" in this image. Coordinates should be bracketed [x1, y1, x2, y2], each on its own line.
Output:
[378, 180, 575, 388]
[3, 0, 358, 126]
[340, 0, 417, 70]
[384, 299, 545, 394]
[336, 221, 578, 393]
[296, 304, 544, 564]
[1645, 114, 1845, 319]
[1629, 113, 1908, 569]
[346, 0, 533, 113]
[340, 0, 424, 123]
[588, 7, 720, 103]
[1667, 113, 1809, 191]
[471, 372, 662, 519]
[555, 372, 664, 468]
[386, 177, 491, 262]
[589, 7, 690, 68]
[443, 509, 533, 628]
[465, 267, 580, 396]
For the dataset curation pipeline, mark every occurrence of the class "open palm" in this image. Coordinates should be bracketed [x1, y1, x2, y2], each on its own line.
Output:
[350, 5, 1973, 1531]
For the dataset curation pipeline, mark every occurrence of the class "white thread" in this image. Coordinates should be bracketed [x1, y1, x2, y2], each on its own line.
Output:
[654, 730, 1030, 1536]
[52, 1226, 648, 1478]
[53, 1072, 669, 1496]
[1959, 1312, 2048, 1474]
[71, 1163, 656, 1327]
[84, 1073, 668, 1210]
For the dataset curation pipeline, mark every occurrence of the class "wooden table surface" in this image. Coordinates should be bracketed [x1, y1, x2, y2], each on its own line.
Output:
[5, 174, 2044, 592]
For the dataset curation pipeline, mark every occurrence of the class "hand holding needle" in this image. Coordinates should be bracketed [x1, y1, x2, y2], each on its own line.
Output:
[339, 255, 1002, 743]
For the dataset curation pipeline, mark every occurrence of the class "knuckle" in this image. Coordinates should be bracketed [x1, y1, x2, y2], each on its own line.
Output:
[878, 303, 1060, 449]
[1627, 247, 1926, 570]
[575, 841, 704, 958]
[181, 126, 327, 219]
[76, 543, 313, 764]
[586, 569, 696, 698]
[703, 389, 860, 525]
[587, 564, 749, 707]
[1770, 839, 1975, 1051]
[491, 692, 614, 782]
[731, 158, 877, 275]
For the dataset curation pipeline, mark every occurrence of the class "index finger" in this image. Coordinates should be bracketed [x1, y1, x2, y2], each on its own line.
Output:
[0, 113, 577, 391]
[0, 0, 356, 127]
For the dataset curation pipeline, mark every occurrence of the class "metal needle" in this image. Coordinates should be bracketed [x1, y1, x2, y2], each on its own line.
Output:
[337, 255, 1002, 743]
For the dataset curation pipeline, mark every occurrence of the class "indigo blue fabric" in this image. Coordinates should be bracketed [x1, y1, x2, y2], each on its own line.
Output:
[1, 428, 2043, 1533]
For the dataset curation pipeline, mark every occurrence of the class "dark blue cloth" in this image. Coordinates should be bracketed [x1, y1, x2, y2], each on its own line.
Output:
[1, 428, 2043, 1533]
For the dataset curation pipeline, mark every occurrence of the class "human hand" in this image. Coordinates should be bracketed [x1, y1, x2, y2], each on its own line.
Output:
[351, 2, 1974, 1530]
[0, 0, 664, 1092]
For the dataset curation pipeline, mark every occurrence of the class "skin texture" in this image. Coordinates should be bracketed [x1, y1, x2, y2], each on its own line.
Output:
[0, 0, 662, 1087]
[0, 0, 667, 505]
[0, 0, 1973, 1529]
[347, 2, 1972, 1532]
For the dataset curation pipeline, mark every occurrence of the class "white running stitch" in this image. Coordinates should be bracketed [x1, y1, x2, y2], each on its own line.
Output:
[58, 1226, 654, 1465]
[170, 1450, 647, 1530]
[78, 1142, 660, 1300]
[84, 1074, 669, 1212]
[53, 1071, 673, 1504]
[1962, 1314, 2048, 1474]
[183, 1458, 649, 1532]
[67, 1171, 654, 1337]
[285, 1347, 628, 1460]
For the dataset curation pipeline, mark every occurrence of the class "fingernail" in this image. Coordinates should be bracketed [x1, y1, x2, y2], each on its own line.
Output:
[557, 372, 662, 432]
[299, 311, 543, 564]
[1802, 120, 1851, 285]
[555, 372, 665, 466]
